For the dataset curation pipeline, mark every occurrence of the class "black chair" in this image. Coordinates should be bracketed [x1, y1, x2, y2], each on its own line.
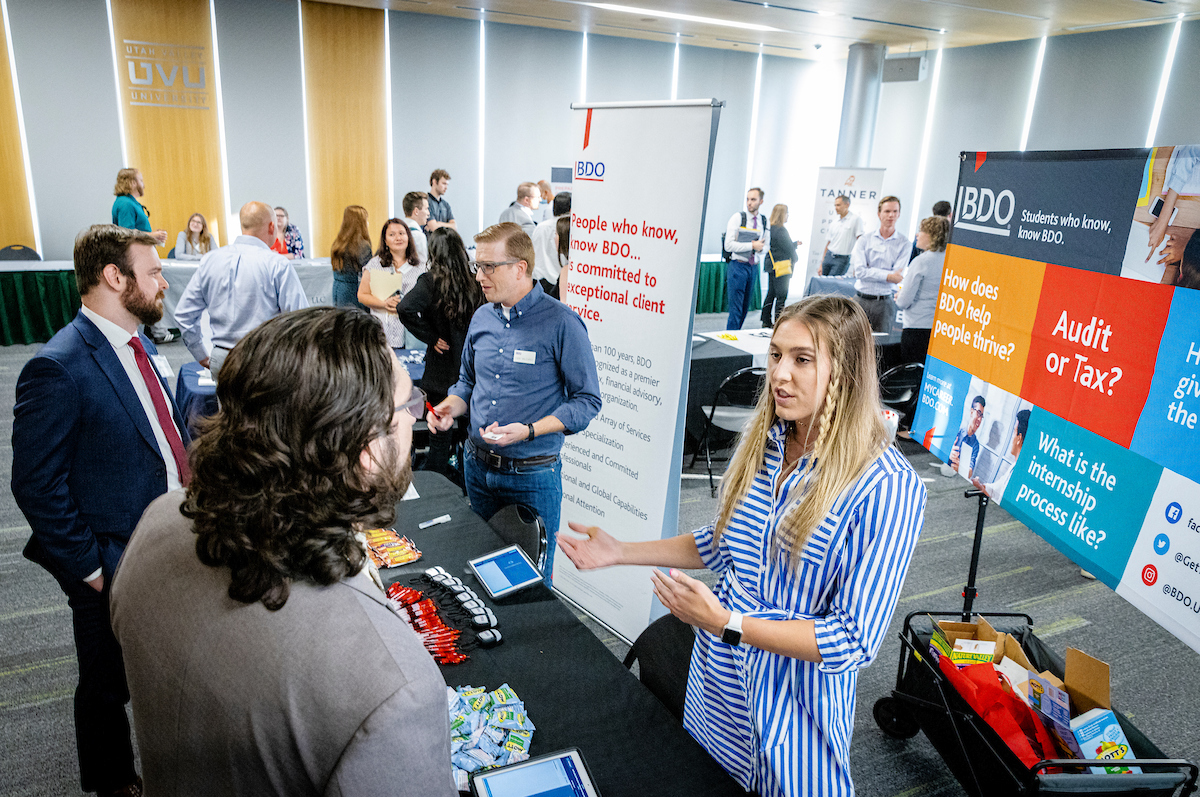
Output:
[879, 362, 924, 431]
[486, 504, 547, 574]
[689, 366, 766, 496]
[0, 244, 40, 261]
[623, 613, 695, 722]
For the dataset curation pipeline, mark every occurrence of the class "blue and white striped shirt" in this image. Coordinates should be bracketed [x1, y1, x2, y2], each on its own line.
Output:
[683, 421, 926, 797]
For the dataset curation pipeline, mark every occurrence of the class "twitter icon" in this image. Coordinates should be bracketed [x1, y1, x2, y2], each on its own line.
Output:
[1154, 533, 1170, 555]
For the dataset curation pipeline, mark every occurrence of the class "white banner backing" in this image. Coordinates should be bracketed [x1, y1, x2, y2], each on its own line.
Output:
[554, 100, 721, 642]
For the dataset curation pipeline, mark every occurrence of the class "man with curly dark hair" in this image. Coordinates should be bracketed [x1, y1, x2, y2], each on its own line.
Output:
[110, 307, 455, 796]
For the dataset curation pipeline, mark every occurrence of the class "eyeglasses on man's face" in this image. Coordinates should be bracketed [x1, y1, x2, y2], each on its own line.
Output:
[395, 386, 427, 420]
[468, 259, 521, 275]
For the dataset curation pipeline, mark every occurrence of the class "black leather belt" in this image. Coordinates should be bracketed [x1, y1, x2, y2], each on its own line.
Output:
[468, 440, 558, 471]
[856, 292, 890, 301]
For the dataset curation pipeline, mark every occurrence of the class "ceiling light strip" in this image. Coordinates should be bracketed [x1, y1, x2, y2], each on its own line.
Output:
[580, 31, 587, 104]
[744, 49, 763, 194]
[297, 0, 315, 243]
[1, 0, 41, 254]
[585, 3, 783, 33]
[671, 37, 680, 100]
[384, 9, 394, 219]
[208, 0, 232, 243]
[1019, 36, 1046, 152]
[1145, 15, 1183, 148]
[478, 17, 485, 237]
[851, 15, 945, 34]
[104, 0, 129, 165]
[909, 48, 944, 241]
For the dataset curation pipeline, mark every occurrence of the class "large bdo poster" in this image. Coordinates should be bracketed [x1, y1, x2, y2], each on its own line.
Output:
[912, 147, 1200, 654]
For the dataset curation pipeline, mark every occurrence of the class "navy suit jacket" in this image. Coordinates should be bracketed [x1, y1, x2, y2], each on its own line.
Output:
[12, 311, 190, 585]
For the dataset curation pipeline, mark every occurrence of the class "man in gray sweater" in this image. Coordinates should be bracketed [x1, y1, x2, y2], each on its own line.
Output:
[111, 307, 454, 797]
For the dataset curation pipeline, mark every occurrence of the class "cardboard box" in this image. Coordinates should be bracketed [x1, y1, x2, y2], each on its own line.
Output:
[1020, 648, 1141, 773]
[932, 616, 1034, 672]
[1070, 708, 1140, 775]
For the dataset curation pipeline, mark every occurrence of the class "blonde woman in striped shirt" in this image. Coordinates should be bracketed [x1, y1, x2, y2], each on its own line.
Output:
[559, 295, 927, 796]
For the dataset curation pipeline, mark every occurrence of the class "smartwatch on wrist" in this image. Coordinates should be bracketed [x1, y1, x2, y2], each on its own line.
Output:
[721, 610, 743, 646]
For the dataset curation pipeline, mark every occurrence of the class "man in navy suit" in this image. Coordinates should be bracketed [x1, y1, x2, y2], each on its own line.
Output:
[12, 224, 191, 797]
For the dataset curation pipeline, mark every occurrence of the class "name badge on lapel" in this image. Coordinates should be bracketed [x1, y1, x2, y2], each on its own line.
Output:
[513, 349, 536, 365]
[150, 354, 175, 378]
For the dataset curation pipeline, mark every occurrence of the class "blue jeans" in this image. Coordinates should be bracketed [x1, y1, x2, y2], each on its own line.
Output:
[725, 259, 754, 330]
[464, 453, 561, 587]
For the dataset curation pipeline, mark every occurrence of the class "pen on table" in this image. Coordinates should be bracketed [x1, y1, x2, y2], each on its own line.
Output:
[419, 514, 452, 529]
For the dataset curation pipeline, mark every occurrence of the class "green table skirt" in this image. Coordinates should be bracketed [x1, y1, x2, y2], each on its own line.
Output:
[695, 258, 763, 314]
[0, 270, 82, 346]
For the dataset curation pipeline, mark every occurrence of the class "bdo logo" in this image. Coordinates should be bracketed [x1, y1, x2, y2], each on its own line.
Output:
[576, 161, 605, 181]
[954, 186, 1015, 237]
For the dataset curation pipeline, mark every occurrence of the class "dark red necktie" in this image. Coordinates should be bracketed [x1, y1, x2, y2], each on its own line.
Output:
[128, 337, 191, 486]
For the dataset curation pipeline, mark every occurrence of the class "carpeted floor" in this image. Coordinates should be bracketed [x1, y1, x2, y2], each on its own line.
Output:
[2, 313, 1197, 796]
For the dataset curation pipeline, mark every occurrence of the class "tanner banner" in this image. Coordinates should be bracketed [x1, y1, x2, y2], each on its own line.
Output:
[912, 147, 1200, 654]
[554, 100, 721, 642]
[805, 167, 886, 288]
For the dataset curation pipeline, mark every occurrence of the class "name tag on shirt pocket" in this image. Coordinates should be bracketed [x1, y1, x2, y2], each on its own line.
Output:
[150, 354, 174, 378]
[514, 349, 536, 365]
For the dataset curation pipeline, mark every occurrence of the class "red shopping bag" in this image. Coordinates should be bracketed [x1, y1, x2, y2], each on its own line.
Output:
[938, 657, 1059, 769]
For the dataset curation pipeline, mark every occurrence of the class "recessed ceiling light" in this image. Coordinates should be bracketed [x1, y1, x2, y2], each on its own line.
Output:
[585, 3, 785, 32]
[817, 9, 836, 16]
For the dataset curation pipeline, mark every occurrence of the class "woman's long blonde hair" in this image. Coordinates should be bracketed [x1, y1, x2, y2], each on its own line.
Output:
[331, 205, 370, 272]
[186, 213, 213, 254]
[714, 295, 890, 565]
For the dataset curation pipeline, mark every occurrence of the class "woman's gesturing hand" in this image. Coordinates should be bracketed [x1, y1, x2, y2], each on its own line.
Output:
[557, 522, 623, 570]
[651, 568, 729, 636]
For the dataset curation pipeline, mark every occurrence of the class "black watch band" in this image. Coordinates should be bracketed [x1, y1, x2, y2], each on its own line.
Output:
[527, 423, 536, 441]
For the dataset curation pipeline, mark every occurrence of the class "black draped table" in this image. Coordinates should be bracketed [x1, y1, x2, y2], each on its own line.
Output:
[382, 471, 744, 797]
[806, 275, 904, 371]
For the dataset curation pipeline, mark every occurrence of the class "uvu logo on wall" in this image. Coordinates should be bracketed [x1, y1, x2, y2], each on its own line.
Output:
[124, 40, 208, 110]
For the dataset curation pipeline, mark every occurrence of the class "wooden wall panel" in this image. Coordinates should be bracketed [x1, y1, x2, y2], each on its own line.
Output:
[302, 1, 388, 258]
[109, 0, 226, 249]
[0, 3, 35, 251]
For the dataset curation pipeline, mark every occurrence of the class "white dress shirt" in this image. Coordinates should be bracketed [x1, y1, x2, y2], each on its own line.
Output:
[498, 203, 537, 234]
[174, 235, 310, 363]
[826, 211, 864, 256]
[723, 212, 770, 265]
[404, 218, 429, 266]
[530, 216, 566, 284]
[79, 305, 183, 581]
[851, 228, 910, 297]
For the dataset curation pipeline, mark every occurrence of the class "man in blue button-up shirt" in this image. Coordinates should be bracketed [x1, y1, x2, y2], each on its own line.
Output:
[174, 202, 309, 376]
[428, 223, 601, 585]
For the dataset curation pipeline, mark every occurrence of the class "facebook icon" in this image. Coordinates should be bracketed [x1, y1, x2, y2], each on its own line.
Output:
[1166, 502, 1183, 524]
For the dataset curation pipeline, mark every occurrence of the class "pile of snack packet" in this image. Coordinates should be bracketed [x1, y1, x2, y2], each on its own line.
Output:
[363, 528, 422, 568]
[448, 683, 535, 791]
[386, 583, 468, 665]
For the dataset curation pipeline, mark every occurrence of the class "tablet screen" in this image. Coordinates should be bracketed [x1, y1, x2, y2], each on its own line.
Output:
[472, 750, 598, 797]
[469, 545, 542, 598]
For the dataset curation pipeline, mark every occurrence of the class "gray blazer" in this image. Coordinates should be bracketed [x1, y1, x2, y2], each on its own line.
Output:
[110, 492, 455, 797]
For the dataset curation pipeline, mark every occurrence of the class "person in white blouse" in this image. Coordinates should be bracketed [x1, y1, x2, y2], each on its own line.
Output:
[821, 195, 863, 276]
[359, 218, 425, 349]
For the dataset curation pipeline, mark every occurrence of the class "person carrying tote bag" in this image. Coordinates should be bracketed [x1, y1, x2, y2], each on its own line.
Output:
[762, 204, 798, 327]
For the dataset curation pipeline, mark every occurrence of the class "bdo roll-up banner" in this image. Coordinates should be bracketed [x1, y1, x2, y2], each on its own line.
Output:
[911, 147, 1200, 654]
[555, 100, 721, 643]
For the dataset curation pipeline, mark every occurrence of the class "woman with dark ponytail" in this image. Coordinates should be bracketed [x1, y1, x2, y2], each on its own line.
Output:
[398, 228, 485, 476]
